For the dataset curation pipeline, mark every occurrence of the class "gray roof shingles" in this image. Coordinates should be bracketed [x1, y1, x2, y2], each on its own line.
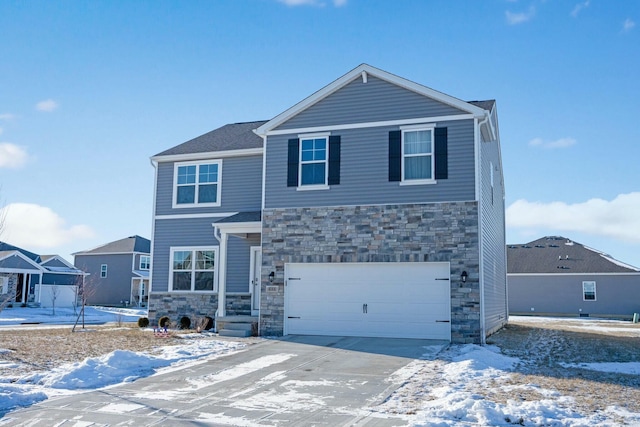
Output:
[74, 235, 151, 255]
[154, 120, 268, 157]
[507, 236, 639, 274]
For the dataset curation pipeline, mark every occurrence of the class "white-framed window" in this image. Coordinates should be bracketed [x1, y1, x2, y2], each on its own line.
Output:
[173, 160, 222, 207]
[169, 247, 217, 292]
[583, 281, 596, 301]
[299, 134, 328, 187]
[401, 124, 435, 184]
[140, 255, 151, 270]
[100, 264, 108, 278]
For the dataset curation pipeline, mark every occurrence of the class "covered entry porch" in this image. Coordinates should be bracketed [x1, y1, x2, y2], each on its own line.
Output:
[213, 211, 261, 336]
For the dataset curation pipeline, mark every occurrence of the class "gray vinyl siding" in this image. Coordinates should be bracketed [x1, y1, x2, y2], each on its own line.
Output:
[42, 273, 79, 286]
[508, 274, 640, 316]
[155, 154, 263, 216]
[151, 217, 254, 294]
[275, 75, 468, 130]
[265, 119, 476, 209]
[74, 254, 134, 306]
[226, 234, 260, 293]
[134, 253, 150, 271]
[479, 134, 508, 336]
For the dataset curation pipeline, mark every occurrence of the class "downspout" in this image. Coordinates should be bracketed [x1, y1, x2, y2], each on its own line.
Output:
[148, 158, 158, 315]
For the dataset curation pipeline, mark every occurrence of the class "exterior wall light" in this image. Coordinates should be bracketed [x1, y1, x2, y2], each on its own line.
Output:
[461, 271, 468, 283]
[269, 271, 275, 283]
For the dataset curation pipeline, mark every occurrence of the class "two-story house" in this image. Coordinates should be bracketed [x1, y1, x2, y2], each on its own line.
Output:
[73, 235, 151, 307]
[148, 64, 507, 344]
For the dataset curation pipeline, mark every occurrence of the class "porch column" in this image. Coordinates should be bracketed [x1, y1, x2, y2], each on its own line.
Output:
[218, 231, 228, 318]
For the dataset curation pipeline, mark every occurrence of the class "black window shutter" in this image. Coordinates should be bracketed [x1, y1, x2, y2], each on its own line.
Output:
[388, 130, 402, 182]
[434, 127, 448, 180]
[287, 138, 299, 187]
[328, 135, 341, 185]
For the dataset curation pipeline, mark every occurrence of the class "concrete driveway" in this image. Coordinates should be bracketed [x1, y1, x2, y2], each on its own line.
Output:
[2, 335, 447, 426]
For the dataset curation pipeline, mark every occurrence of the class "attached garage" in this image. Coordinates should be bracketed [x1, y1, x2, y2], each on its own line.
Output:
[284, 262, 451, 340]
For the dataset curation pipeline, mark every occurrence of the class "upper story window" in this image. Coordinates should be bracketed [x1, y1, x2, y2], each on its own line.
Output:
[300, 136, 328, 186]
[139, 255, 150, 270]
[100, 264, 108, 278]
[174, 160, 222, 208]
[169, 247, 217, 292]
[583, 281, 596, 301]
[288, 134, 341, 190]
[402, 126, 434, 183]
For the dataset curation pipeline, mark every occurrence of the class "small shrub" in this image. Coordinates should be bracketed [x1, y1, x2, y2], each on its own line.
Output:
[179, 316, 191, 330]
[158, 316, 171, 328]
[196, 316, 214, 332]
[137, 317, 150, 328]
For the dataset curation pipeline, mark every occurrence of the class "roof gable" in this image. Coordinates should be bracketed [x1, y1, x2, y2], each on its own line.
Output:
[0, 250, 43, 271]
[73, 235, 150, 256]
[0, 242, 41, 263]
[255, 64, 488, 135]
[507, 236, 640, 274]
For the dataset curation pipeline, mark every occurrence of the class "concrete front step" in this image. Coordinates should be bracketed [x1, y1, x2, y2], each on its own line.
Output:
[223, 322, 252, 331]
[219, 328, 252, 338]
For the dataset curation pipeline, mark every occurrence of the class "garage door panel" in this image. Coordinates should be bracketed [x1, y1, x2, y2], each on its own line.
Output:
[285, 262, 451, 340]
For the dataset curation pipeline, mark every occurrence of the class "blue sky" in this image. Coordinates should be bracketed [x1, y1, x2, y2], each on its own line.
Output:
[1, 0, 639, 267]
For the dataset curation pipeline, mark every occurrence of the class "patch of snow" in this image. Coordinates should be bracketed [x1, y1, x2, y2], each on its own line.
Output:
[561, 361, 640, 375]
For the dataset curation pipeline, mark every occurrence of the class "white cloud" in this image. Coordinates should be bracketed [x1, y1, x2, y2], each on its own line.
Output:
[35, 99, 59, 112]
[277, 0, 346, 6]
[0, 113, 17, 121]
[528, 137, 576, 149]
[0, 142, 29, 169]
[506, 193, 640, 243]
[0, 203, 95, 249]
[506, 6, 535, 25]
[571, 0, 589, 17]
[622, 18, 635, 33]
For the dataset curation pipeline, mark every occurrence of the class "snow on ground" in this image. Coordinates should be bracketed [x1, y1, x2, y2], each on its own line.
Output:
[0, 305, 145, 328]
[1, 312, 640, 425]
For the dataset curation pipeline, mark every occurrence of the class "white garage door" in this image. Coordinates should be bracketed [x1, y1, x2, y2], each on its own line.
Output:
[284, 262, 451, 340]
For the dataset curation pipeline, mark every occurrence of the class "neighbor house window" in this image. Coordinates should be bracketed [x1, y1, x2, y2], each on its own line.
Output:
[583, 281, 596, 301]
[140, 255, 150, 270]
[300, 135, 328, 186]
[100, 264, 108, 278]
[169, 247, 217, 292]
[174, 160, 222, 207]
[402, 126, 434, 182]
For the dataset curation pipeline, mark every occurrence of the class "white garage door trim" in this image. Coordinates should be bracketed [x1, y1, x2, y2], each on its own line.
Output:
[284, 262, 451, 340]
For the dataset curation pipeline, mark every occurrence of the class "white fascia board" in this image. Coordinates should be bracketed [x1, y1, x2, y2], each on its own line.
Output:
[213, 221, 262, 234]
[155, 212, 238, 220]
[151, 147, 263, 163]
[41, 255, 76, 269]
[264, 114, 474, 137]
[255, 63, 487, 136]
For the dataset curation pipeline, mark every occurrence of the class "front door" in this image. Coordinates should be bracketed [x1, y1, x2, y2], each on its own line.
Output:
[250, 247, 261, 315]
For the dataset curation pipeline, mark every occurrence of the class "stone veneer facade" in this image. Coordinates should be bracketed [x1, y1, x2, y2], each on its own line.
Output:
[260, 202, 482, 344]
[147, 293, 251, 327]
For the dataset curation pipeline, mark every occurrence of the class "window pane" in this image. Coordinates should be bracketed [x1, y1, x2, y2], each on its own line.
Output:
[173, 272, 192, 290]
[177, 185, 195, 204]
[173, 251, 192, 270]
[199, 164, 218, 183]
[194, 272, 214, 291]
[301, 163, 326, 185]
[198, 184, 218, 203]
[196, 250, 215, 270]
[313, 139, 326, 160]
[405, 155, 432, 180]
[404, 130, 431, 155]
[177, 165, 196, 185]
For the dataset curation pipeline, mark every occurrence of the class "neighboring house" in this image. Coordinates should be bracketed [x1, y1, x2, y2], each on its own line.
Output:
[73, 236, 151, 307]
[148, 64, 507, 343]
[508, 236, 640, 318]
[0, 242, 86, 308]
